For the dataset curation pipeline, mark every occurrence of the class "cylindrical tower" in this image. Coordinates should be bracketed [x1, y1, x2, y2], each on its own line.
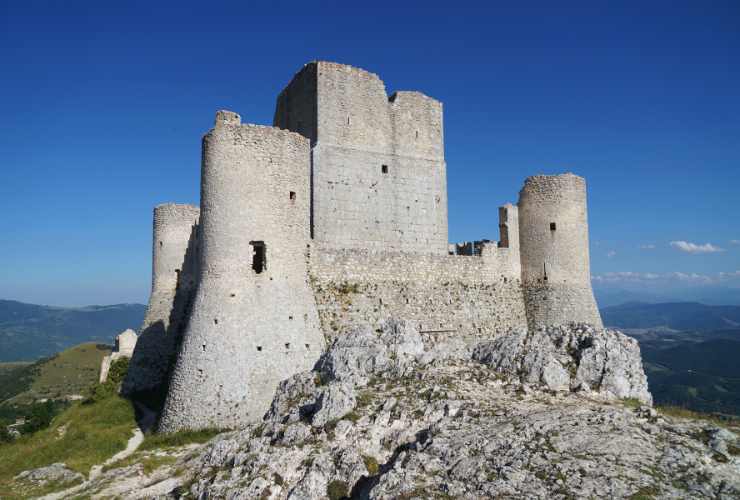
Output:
[159, 111, 325, 432]
[518, 173, 603, 329]
[122, 203, 200, 402]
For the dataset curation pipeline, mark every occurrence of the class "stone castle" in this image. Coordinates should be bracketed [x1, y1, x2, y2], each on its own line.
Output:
[122, 61, 603, 432]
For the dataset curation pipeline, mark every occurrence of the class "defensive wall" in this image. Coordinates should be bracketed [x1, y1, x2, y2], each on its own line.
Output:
[307, 205, 526, 344]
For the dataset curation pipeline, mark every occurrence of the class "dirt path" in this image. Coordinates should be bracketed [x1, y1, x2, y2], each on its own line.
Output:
[40, 427, 144, 500]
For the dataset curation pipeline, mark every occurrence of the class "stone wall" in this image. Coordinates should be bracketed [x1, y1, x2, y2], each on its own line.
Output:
[308, 244, 527, 345]
[123, 203, 199, 401]
[159, 112, 325, 432]
[275, 61, 448, 254]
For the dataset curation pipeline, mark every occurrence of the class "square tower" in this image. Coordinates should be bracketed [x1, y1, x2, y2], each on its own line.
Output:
[274, 61, 448, 254]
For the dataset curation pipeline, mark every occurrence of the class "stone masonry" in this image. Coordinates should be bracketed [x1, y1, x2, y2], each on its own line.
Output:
[125, 61, 604, 431]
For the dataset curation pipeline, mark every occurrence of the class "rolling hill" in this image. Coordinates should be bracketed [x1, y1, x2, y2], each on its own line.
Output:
[0, 300, 145, 362]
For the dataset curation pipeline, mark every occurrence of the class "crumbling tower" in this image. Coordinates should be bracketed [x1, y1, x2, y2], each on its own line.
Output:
[123, 203, 199, 400]
[158, 111, 325, 432]
[518, 173, 603, 329]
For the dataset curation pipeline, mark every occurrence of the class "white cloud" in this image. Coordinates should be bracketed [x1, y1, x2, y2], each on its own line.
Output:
[592, 270, 740, 285]
[606, 250, 616, 258]
[639, 244, 656, 250]
[669, 241, 724, 254]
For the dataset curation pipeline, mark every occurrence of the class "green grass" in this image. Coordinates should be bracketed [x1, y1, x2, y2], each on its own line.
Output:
[656, 406, 740, 430]
[0, 394, 136, 498]
[138, 427, 223, 451]
[2, 343, 111, 406]
[0, 356, 135, 498]
[103, 452, 177, 475]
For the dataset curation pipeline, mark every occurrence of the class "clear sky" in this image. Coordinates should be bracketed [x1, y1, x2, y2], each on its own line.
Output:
[1, 1, 738, 306]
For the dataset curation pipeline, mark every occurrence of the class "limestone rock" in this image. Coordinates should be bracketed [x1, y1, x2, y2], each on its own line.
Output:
[14, 462, 84, 488]
[473, 324, 652, 404]
[61, 321, 739, 500]
[311, 382, 357, 427]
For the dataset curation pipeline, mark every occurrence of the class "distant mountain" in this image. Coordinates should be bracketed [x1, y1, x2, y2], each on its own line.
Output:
[593, 286, 740, 308]
[0, 300, 145, 362]
[601, 301, 740, 331]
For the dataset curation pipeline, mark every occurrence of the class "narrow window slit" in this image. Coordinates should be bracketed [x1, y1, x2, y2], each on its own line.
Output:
[381, 164, 388, 174]
[250, 241, 266, 274]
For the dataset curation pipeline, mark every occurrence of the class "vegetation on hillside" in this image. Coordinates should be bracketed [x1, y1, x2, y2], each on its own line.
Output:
[0, 358, 136, 498]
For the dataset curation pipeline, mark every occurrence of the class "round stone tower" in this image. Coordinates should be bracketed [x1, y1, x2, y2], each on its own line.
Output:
[123, 203, 199, 400]
[158, 111, 325, 432]
[518, 173, 603, 330]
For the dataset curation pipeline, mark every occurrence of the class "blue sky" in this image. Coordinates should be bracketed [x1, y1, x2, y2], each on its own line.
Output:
[1, 1, 738, 306]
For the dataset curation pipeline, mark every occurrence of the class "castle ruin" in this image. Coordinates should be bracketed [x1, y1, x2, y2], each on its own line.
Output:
[123, 61, 603, 432]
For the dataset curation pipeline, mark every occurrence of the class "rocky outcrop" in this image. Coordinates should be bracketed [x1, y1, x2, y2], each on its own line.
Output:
[14, 463, 83, 491]
[472, 324, 652, 404]
[49, 321, 740, 499]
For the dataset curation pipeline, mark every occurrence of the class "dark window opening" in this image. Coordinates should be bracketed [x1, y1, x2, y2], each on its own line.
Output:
[347, 116, 351, 125]
[159, 241, 163, 247]
[550, 222, 557, 231]
[257, 346, 262, 352]
[289, 191, 296, 201]
[288, 315, 293, 320]
[285, 343, 290, 349]
[214, 318, 218, 325]
[250, 241, 266, 274]
[230, 293, 236, 297]
[381, 164, 388, 174]
[305, 343, 310, 349]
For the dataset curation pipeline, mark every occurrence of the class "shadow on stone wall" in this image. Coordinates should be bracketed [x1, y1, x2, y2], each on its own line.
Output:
[122, 224, 199, 423]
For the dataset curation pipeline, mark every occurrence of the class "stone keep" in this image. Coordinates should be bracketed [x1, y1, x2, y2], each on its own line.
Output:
[129, 61, 604, 432]
[518, 174, 603, 329]
[158, 111, 325, 432]
[122, 203, 199, 399]
[274, 62, 448, 254]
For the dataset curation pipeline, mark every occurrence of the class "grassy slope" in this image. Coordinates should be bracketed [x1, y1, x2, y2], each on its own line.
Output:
[0, 394, 136, 498]
[3, 343, 111, 406]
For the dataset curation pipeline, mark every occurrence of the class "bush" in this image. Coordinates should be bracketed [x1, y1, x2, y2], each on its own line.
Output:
[85, 357, 129, 404]
[327, 480, 349, 500]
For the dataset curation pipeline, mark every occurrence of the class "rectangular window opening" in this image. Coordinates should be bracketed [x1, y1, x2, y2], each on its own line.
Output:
[550, 222, 557, 231]
[289, 191, 296, 201]
[250, 241, 266, 274]
[381, 164, 388, 174]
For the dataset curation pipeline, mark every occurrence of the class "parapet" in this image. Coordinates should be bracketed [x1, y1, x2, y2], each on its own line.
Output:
[519, 173, 586, 203]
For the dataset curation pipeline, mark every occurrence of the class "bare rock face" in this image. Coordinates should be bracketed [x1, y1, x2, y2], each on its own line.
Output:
[472, 324, 652, 405]
[64, 320, 739, 499]
[14, 463, 84, 489]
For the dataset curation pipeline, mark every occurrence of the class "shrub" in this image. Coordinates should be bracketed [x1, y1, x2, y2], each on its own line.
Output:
[327, 479, 349, 500]
[362, 455, 379, 475]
